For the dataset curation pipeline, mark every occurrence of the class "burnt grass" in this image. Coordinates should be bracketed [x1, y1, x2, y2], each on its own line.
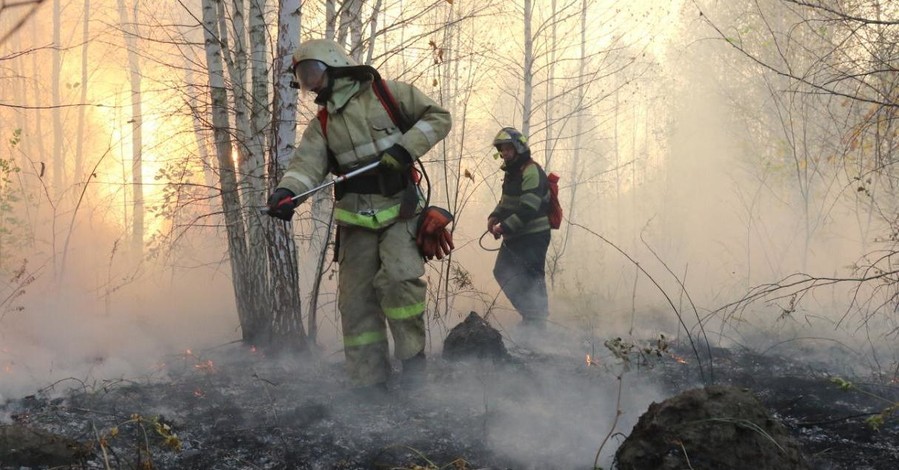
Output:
[1, 329, 897, 469]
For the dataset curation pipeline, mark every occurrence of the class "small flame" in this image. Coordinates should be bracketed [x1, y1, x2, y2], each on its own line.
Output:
[195, 360, 216, 373]
[671, 353, 688, 365]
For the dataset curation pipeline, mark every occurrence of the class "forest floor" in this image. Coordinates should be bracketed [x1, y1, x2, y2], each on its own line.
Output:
[1, 322, 898, 469]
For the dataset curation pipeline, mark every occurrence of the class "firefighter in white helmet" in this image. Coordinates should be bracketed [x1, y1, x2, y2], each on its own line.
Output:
[266, 39, 452, 394]
[488, 127, 551, 329]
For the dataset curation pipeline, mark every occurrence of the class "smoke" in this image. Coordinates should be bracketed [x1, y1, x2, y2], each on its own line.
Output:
[419, 324, 669, 469]
[0, 253, 239, 403]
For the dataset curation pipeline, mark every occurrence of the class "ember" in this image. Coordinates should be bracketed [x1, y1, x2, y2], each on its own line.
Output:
[670, 353, 687, 364]
[194, 360, 216, 374]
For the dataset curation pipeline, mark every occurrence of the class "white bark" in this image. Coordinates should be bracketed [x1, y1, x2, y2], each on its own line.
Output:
[260, 0, 307, 349]
[75, 0, 89, 182]
[522, 0, 533, 137]
[326, 0, 337, 40]
[544, 0, 557, 169]
[202, 0, 265, 344]
[52, 0, 63, 194]
[117, 0, 144, 256]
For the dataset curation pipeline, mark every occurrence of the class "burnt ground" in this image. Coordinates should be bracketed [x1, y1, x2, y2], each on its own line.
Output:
[1, 325, 897, 470]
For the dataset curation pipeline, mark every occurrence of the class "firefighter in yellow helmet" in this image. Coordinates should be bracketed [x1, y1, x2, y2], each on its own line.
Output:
[266, 39, 452, 393]
[488, 127, 551, 329]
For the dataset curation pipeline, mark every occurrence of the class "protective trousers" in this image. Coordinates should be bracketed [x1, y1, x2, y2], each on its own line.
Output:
[493, 231, 550, 326]
[337, 217, 427, 386]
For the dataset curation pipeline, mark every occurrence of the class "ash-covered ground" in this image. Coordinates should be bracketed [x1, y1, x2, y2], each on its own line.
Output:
[1, 322, 897, 469]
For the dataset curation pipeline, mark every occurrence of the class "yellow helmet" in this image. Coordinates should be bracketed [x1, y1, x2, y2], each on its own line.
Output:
[493, 127, 529, 155]
[291, 39, 357, 69]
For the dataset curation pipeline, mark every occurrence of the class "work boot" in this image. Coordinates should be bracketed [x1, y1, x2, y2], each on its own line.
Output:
[401, 351, 427, 389]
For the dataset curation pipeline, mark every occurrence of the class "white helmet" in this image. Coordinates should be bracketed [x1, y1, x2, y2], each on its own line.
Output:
[290, 39, 357, 91]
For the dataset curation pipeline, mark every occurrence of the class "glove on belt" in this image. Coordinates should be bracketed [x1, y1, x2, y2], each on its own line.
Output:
[416, 206, 455, 260]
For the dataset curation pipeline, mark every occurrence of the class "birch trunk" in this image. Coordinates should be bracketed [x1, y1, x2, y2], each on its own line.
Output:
[565, 0, 587, 243]
[336, 0, 363, 48]
[522, 0, 534, 136]
[544, 0, 557, 170]
[75, 0, 89, 182]
[117, 0, 144, 257]
[52, 0, 63, 195]
[201, 0, 259, 344]
[260, 0, 307, 350]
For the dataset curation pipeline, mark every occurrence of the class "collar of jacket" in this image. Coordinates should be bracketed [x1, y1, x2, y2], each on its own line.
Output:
[501, 153, 532, 173]
[325, 77, 367, 113]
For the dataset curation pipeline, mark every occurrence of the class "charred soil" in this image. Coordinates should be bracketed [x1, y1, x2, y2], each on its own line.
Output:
[1, 328, 897, 469]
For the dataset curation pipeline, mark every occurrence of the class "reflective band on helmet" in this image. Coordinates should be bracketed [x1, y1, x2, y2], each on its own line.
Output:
[385, 301, 425, 320]
[334, 204, 401, 228]
[344, 330, 387, 348]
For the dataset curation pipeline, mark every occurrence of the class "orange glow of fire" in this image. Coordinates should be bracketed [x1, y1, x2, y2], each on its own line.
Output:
[671, 353, 688, 364]
[194, 360, 216, 374]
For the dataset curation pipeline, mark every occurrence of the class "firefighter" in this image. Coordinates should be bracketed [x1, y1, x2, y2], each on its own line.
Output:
[487, 127, 551, 329]
[266, 39, 452, 393]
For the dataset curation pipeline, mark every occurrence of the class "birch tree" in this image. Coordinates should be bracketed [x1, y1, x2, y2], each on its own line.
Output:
[52, 0, 62, 196]
[201, 0, 264, 345]
[74, 0, 89, 181]
[266, 0, 308, 350]
[695, 0, 899, 341]
[117, 0, 144, 257]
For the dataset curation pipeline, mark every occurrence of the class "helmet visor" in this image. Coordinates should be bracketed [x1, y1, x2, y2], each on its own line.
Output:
[293, 60, 327, 91]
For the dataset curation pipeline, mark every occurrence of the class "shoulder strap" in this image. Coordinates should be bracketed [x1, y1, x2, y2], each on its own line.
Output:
[316, 77, 413, 176]
[371, 79, 412, 133]
[317, 108, 329, 139]
[316, 108, 337, 171]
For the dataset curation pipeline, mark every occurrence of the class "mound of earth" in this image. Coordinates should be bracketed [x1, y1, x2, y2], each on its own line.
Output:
[442, 311, 508, 362]
[0, 423, 89, 467]
[615, 384, 810, 470]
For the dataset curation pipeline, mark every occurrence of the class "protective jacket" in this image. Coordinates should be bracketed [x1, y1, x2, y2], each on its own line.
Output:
[489, 154, 551, 239]
[277, 76, 451, 230]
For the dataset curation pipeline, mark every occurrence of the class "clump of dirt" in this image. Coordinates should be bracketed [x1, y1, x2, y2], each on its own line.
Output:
[0, 423, 89, 467]
[615, 384, 811, 470]
[442, 311, 508, 362]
